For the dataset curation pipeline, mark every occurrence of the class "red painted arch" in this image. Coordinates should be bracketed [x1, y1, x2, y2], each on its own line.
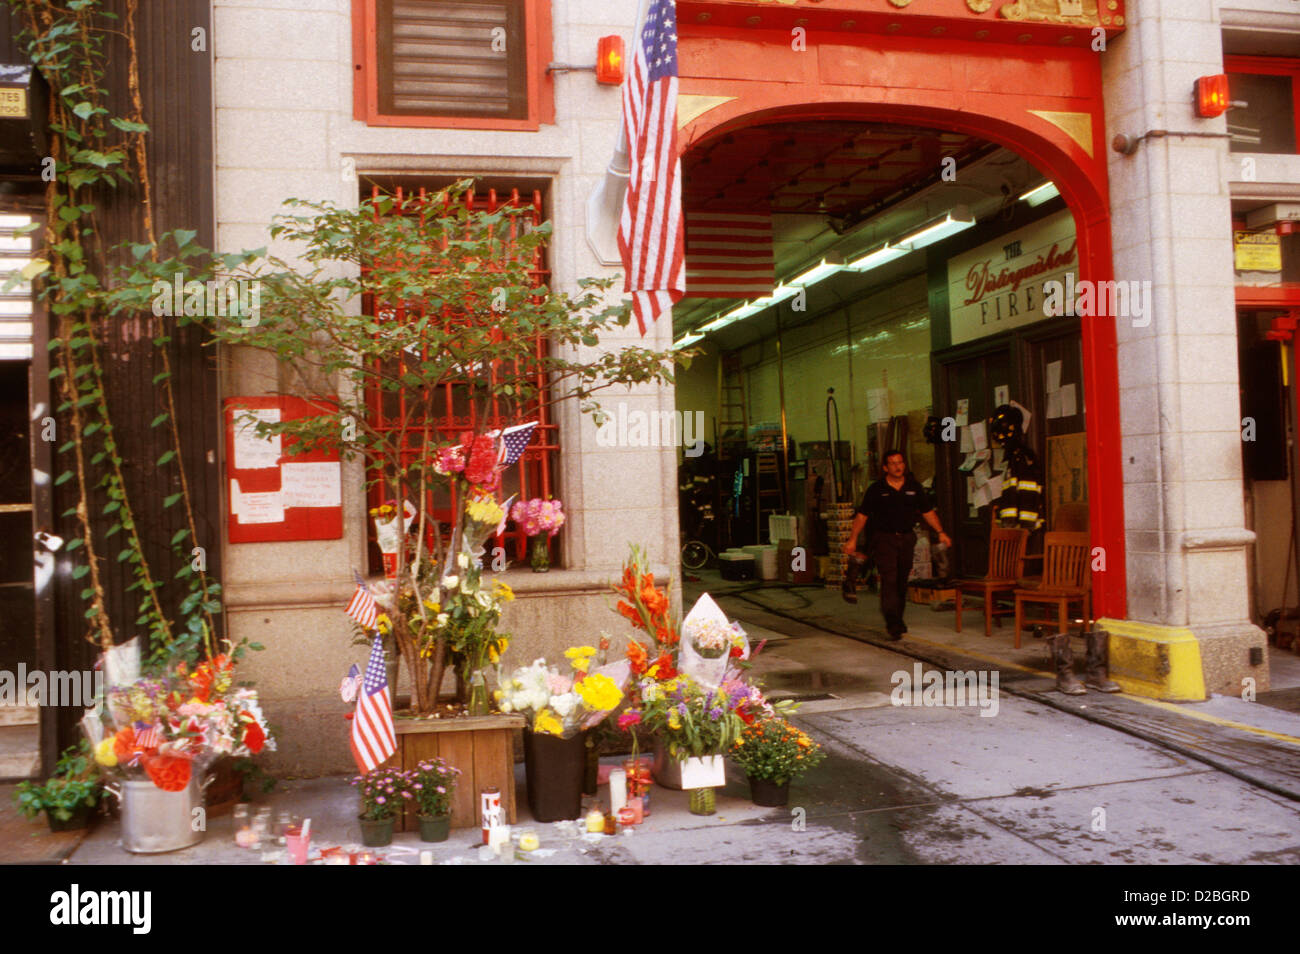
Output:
[678, 29, 1127, 618]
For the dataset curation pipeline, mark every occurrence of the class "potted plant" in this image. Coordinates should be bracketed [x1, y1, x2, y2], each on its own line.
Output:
[13, 742, 103, 832]
[731, 717, 826, 807]
[410, 758, 461, 842]
[498, 650, 627, 821]
[353, 766, 412, 847]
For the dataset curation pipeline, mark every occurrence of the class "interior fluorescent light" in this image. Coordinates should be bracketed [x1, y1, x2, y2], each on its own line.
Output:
[846, 243, 908, 273]
[895, 206, 974, 250]
[675, 333, 704, 347]
[1019, 182, 1060, 207]
[789, 258, 843, 287]
[761, 283, 800, 305]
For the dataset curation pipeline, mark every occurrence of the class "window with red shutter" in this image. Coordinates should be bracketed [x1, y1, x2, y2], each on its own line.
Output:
[353, 0, 555, 130]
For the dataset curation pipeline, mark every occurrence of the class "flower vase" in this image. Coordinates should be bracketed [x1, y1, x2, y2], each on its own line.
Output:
[359, 816, 394, 847]
[583, 736, 599, 796]
[466, 670, 490, 717]
[688, 787, 717, 816]
[417, 813, 451, 842]
[529, 534, 550, 572]
[522, 728, 586, 822]
[748, 776, 790, 807]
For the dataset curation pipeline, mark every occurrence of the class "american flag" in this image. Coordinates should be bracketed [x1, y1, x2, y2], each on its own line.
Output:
[133, 722, 161, 750]
[497, 421, 537, 466]
[340, 663, 361, 703]
[345, 571, 379, 630]
[350, 635, 397, 774]
[685, 211, 776, 298]
[618, 0, 685, 335]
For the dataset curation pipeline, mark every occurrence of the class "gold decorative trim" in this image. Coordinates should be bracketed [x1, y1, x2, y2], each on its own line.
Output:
[1000, 0, 1101, 26]
[966, 0, 993, 12]
[1028, 109, 1094, 157]
[887, 0, 915, 7]
[678, 94, 739, 130]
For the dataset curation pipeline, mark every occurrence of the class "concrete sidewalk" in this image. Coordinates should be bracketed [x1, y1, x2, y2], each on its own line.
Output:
[18, 568, 1300, 865]
[690, 571, 1300, 801]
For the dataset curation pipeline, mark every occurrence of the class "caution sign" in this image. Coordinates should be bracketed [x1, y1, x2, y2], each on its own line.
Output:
[1234, 231, 1282, 273]
[0, 86, 26, 119]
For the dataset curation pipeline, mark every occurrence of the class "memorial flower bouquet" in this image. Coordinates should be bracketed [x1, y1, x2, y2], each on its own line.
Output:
[85, 647, 274, 792]
[497, 653, 628, 738]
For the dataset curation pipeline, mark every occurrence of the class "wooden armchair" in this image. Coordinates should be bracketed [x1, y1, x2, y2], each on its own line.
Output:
[954, 527, 1029, 638]
[1012, 531, 1091, 648]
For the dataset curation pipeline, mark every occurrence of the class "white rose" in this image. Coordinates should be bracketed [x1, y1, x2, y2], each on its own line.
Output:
[442, 575, 460, 590]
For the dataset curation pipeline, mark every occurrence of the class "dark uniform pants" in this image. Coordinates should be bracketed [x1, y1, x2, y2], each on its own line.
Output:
[871, 531, 916, 635]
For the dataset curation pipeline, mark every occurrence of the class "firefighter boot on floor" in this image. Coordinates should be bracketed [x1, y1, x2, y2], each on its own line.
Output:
[1047, 632, 1086, 695]
[842, 556, 866, 604]
[1084, 629, 1122, 693]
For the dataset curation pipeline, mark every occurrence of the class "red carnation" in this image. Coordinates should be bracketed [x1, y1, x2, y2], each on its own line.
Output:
[241, 714, 267, 755]
[144, 753, 193, 793]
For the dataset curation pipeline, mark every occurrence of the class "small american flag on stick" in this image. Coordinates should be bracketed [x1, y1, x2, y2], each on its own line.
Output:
[496, 421, 538, 467]
[345, 570, 379, 630]
[350, 635, 396, 774]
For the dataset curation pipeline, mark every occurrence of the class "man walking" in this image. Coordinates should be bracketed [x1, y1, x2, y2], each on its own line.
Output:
[842, 450, 951, 639]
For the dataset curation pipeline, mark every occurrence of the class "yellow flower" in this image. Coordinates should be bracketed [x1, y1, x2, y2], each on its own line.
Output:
[488, 637, 509, 665]
[94, 738, 117, 768]
[575, 673, 622, 712]
[375, 613, 391, 634]
[466, 496, 505, 526]
[570, 657, 590, 674]
[493, 581, 514, 603]
[668, 713, 682, 731]
[534, 708, 564, 736]
[564, 646, 597, 658]
[423, 599, 440, 613]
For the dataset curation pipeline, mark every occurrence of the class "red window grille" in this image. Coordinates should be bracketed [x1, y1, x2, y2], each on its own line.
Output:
[363, 184, 559, 574]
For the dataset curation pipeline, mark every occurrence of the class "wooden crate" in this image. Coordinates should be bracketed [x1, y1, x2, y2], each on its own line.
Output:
[909, 584, 956, 605]
[385, 713, 525, 831]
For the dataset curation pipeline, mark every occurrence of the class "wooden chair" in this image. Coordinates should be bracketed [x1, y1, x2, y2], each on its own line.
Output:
[1012, 531, 1091, 648]
[954, 527, 1028, 638]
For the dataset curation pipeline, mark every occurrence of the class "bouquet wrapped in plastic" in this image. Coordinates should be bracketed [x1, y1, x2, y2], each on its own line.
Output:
[82, 639, 274, 792]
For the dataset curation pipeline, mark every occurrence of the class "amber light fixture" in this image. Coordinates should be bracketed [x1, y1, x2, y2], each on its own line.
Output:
[596, 36, 625, 85]
[1194, 74, 1230, 118]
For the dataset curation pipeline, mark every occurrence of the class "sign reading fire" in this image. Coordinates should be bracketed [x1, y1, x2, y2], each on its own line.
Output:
[945, 209, 1077, 345]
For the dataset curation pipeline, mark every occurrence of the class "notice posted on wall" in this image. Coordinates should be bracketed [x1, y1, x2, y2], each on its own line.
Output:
[233, 408, 281, 470]
[230, 480, 285, 525]
[280, 461, 342, 509]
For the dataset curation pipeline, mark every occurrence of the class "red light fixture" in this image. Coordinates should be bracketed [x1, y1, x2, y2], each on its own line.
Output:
[1194, 74, 1230, 118]
[1278, 221, 1298, 237]
[596, 36, 625, 85]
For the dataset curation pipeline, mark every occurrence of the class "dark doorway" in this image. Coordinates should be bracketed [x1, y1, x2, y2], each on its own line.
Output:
[0, 360, 34, 675]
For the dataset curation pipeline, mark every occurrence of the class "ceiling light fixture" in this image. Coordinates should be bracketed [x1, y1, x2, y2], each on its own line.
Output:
[893, 205, 975, 250]
[1018, 182, 1060, 207]
[789, 256, 844, 287]
[846, 243, 908, 273]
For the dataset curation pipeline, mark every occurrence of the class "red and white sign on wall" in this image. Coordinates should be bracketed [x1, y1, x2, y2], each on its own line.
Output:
[224, 396, 343, 544]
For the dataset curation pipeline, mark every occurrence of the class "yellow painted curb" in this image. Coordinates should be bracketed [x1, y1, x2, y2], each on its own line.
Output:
[1096, 618, 1207, 702]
